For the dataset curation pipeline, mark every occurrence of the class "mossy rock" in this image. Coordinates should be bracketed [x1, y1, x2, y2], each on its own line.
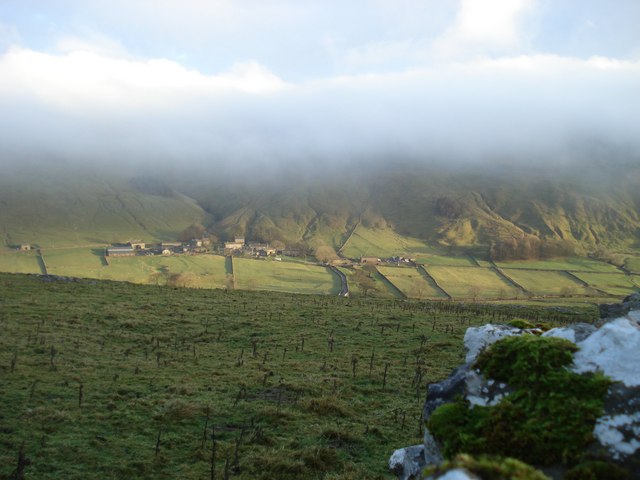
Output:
[428, 335, 611, 466]
[508, 319, 552, 332]
[425, 453, 550, 480]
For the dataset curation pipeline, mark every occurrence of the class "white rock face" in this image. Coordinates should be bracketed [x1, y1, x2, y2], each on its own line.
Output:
[388, 444, 427, 480]
[463, 324, 519, 363]
[436, 469, 479, 480]
[542, 323, 597, 344]
[572, 318, 640, 387]
[542, 327, 576, 343]
[594, 412, 640, 460]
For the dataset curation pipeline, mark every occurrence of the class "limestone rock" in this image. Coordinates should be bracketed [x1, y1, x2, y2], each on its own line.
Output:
[541, 322, 596, 343]
[389, 444, 427, 480]
[463, 324, 520, 363]
[572, 317, 640, 387]
[599, 293, 640, 321]
[427, 469, 480, 480]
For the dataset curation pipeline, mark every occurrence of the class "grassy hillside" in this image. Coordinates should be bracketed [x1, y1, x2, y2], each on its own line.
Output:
[0, 274, 597, 479]
[0, 169, 205, 248]
[179, 164, 640, 256]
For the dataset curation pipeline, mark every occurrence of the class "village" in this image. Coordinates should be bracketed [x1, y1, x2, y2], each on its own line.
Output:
[104, 237, 417, 267]
[105, 237, 278, 258]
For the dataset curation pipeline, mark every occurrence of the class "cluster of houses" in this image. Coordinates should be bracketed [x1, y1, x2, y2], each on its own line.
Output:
[360, 256, 416, 266]
[106, 237, 279, 258]
[223, 237, 276, 257]
[106, 239, 211, 257]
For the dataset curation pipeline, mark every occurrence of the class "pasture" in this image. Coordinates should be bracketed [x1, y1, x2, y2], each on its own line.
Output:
[232, 258, 337, 295]
[426, 266, 520, 299]
[625, 256, 640, 273]
[417, 255, 477, 267]
[0, 249, 42, 274]
[571, 272, 639, 296]
[377, 266, 448, 299]
[494, 257, 620, 273]
[501, 269, 591, 296]
[340, 226, 433, 259]
[0, 273, 595, 479]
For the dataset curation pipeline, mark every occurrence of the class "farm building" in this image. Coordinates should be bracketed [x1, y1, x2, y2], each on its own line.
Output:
[19, 243, 32, 251]
[129, 241, 145, 250]
[107, 246, 135, 257]
[161, 242, 182, 249]
[360, 257, 381, 265]
[224, 241, 244, 251]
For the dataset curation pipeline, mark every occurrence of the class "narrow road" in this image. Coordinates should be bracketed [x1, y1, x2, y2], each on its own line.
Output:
[327, 265, 349, 297]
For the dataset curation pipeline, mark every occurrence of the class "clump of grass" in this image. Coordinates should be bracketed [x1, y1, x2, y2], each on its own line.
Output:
[428, 335, 611, 465]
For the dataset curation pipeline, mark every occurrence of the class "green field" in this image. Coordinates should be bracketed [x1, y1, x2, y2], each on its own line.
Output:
[336, 266, 395, 298]
[571, 272, 639, 296]
[43, 247, 107, 278]
[0, 173, 205, 248]
[625, 257, 640, 273]
[501, 269, 591, 296]
[233, 258, 337, 295]
[377, 266, 447, 299]
[41, 249, 228, 289]
[427, 266, 520, 299]
[340, 226, 433, 259]
[418, 255, 477, 267]
[0, 274, 595, 479]
[494, 257, 620, 272]
[0, 248, 42, 274]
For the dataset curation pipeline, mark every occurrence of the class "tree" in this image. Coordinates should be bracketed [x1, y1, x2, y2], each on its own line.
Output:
[314, 245, 339, 263]
[178, 223, 206, 242]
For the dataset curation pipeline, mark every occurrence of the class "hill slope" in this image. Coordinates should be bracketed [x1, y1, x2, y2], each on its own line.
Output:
[0, 168, 205, 248]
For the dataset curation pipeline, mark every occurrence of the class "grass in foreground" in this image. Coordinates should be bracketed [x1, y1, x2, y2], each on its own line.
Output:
[0, 274, 594, 479]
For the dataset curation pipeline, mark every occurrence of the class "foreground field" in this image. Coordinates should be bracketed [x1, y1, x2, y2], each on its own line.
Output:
[0, 274, 595, 479]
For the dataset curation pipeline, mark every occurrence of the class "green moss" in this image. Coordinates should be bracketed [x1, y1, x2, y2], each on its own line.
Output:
[428, 335, 611, 466]
[564, 461, 630, 480]
[425, 453, 550, 480]
[508, 319, 536, 329]
[507, 319, 552, 332]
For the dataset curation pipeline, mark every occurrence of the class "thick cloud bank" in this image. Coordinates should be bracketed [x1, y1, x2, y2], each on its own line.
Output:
[1, 46, 638, 168]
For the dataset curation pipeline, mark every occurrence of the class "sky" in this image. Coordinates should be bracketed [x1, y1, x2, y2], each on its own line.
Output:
[1, 0, 639, 169]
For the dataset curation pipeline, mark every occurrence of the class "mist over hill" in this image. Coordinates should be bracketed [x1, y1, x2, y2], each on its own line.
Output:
[3, 154, 636, 256]
[172, 158, 640, 254]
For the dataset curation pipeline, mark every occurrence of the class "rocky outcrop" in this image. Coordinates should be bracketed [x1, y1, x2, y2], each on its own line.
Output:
[599, 292, 640, 321]
[390, 300, 640, 480]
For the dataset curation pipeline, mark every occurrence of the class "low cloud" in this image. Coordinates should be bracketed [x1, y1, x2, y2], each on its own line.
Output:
[0, 45, 639, 172]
